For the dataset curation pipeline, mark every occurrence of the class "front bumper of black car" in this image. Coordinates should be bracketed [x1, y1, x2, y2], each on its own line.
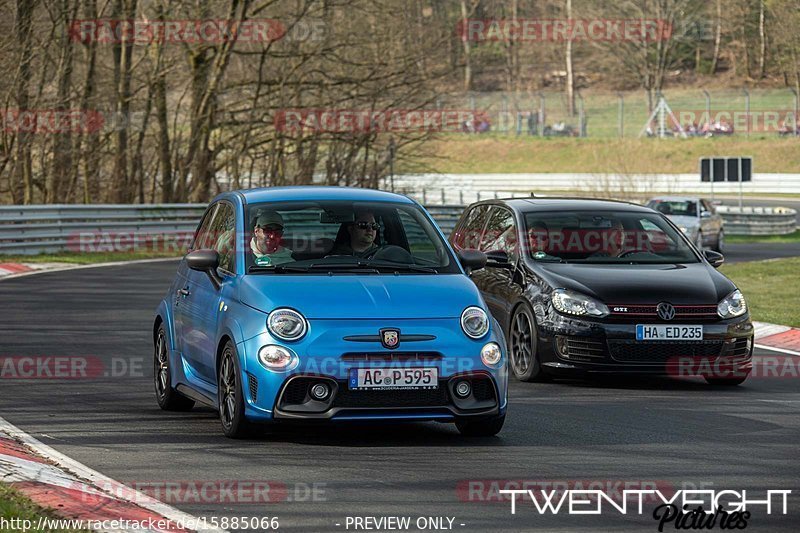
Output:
[536, 311, 754, 375]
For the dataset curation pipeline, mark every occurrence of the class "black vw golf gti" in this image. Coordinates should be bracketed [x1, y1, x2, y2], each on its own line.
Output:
[450, 198, 753, 385]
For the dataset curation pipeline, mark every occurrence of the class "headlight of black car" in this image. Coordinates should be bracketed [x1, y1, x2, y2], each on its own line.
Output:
[551, 289, 610, 318]
[717, 289, 747, 319]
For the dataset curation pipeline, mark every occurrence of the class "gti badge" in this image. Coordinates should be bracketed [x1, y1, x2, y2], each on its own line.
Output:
[657, 302, 676, 321]
[380, 328, 400, 350]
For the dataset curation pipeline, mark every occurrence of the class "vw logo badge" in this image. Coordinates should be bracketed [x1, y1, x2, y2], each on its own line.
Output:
[657, 302, 676, 321]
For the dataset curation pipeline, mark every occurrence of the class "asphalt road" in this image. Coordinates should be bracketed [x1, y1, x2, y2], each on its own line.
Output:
[0, 262, 798, 532]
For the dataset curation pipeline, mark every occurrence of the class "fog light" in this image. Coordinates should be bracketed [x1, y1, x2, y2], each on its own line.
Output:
[310, 382, 331, 400]
[455, 380, 471, 398]
[555, 336, 570, 358]
[481, 342, 502, 367]
[258, 345, 297, 370]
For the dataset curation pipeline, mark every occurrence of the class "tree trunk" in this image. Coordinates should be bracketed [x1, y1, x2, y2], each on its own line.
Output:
[112, 0, 137, 203]
[565, 0, 575, 116]
[14, 0, 36, 204]
[710, 0, 722, 74]
[758, 0, 767, 79]
[49, 0, 78, 203]
[459, 0, 472, 92]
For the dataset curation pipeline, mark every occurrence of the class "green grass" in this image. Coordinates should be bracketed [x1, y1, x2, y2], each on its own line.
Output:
[720, 257, 800, 327]
[0, 251, 181, 265]
[0, 484, 89, 532]
[726, 230, 800, 244]
[407, 136, 800, 174]
[438, 87, 799, 139]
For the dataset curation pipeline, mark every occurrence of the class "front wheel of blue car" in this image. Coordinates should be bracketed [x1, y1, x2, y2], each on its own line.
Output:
[218, 341, 252, 439]
[456, 414, 506, 437]
[154, 324, 195, 411]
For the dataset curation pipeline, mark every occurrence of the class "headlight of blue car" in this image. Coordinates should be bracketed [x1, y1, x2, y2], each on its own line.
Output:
[461, 306, 489, 339]
[267, 308, 308, 341]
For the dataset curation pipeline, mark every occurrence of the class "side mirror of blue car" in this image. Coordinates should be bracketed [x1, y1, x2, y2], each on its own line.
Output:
[186, 249, 223, 288]
[457, 249, 487, 275]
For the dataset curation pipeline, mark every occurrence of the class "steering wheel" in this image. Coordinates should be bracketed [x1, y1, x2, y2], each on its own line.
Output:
[618, 249, 649, 258]
[370, 245, 414, 263]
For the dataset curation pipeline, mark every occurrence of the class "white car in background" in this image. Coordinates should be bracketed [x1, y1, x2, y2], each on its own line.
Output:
[646, 196, 725, 252]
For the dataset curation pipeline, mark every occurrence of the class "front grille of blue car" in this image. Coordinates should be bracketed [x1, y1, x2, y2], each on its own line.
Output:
[332, 383, 449, 408]
[275, 374, 499, 415]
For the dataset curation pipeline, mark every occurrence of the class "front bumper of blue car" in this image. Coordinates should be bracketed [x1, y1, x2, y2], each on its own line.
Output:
[238, 317, 508, 423]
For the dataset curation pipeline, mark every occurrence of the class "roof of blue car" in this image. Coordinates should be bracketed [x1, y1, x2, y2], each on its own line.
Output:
[233, 186, 415, 204]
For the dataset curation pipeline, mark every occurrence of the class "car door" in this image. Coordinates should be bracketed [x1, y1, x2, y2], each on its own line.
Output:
[477, 206, 522, 331]
[180, 201, 237, 386]
[173, 204, 218, 369]
[701, 199, 723, 241]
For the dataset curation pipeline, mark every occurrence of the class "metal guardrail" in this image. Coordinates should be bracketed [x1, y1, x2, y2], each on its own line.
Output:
[715, 206, 798, 235]
[1, 202, 795, 255]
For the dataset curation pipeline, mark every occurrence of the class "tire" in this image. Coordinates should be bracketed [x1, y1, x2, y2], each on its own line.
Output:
[705, 374, 749, 386]
[218, 340, 252, 438]
[456, 414, 505, 437]
[508, 304, 547, 382]
[154, 324, 195, 411]
[714, 230, 725, 253]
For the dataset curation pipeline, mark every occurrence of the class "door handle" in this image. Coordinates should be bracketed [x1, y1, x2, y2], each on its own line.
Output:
[177, 288, 190, 297]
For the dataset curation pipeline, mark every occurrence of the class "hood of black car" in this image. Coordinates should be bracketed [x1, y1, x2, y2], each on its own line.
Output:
[535, 262, 736, 305]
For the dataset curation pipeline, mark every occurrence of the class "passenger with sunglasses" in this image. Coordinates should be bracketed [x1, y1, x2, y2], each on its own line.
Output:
[330, 210, 381, 258]
[251, 211, 294, 266]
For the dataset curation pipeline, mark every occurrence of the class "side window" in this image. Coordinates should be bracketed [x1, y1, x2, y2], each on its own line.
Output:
[192, 205, 219, 251]
[452, 205, 490, 250]
[398, 210, 437, 261]
[209, 203, 236, 273]
[480, 207, 517, 256]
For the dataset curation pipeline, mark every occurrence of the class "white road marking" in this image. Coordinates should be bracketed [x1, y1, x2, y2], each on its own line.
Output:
[754, 343, 800, 357]
[0, 416, 228, 533]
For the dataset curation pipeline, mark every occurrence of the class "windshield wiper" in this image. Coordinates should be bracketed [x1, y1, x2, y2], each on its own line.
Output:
[248, 264, 311, 273]
[366, 261, 438, 273]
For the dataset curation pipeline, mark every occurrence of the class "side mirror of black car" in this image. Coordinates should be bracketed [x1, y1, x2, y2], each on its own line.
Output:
[457, 249, 487, 275]
[704, 249, 724, 268]
[186, 249, 223, 288]
[485, 250, 513, 269]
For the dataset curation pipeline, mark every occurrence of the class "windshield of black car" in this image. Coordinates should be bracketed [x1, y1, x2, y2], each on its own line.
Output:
[243, 200, 458, 274]
[523, 210, 700, 264]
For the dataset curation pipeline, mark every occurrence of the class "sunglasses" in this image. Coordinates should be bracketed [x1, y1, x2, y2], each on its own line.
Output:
[355, 221, 380, 231]
[257, 224, 283, 233]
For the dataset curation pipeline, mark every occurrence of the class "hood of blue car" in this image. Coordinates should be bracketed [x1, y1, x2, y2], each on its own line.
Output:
[239, 274, 484, 319]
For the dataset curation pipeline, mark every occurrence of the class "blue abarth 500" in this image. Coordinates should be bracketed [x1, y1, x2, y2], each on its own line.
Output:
[153, 187, 508, 438]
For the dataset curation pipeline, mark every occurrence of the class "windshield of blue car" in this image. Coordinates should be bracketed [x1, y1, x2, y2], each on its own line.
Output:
[523, 211, 700, 264]
[243, 200, 459, 274]
[646, 199, 698, 217]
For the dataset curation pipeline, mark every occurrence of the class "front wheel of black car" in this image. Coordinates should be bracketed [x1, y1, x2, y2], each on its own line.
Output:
[218, 341, 252, 439]
[456, 414, 505, 437]
[154, 324, 195, 411]
[509, 304, 547, 382]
